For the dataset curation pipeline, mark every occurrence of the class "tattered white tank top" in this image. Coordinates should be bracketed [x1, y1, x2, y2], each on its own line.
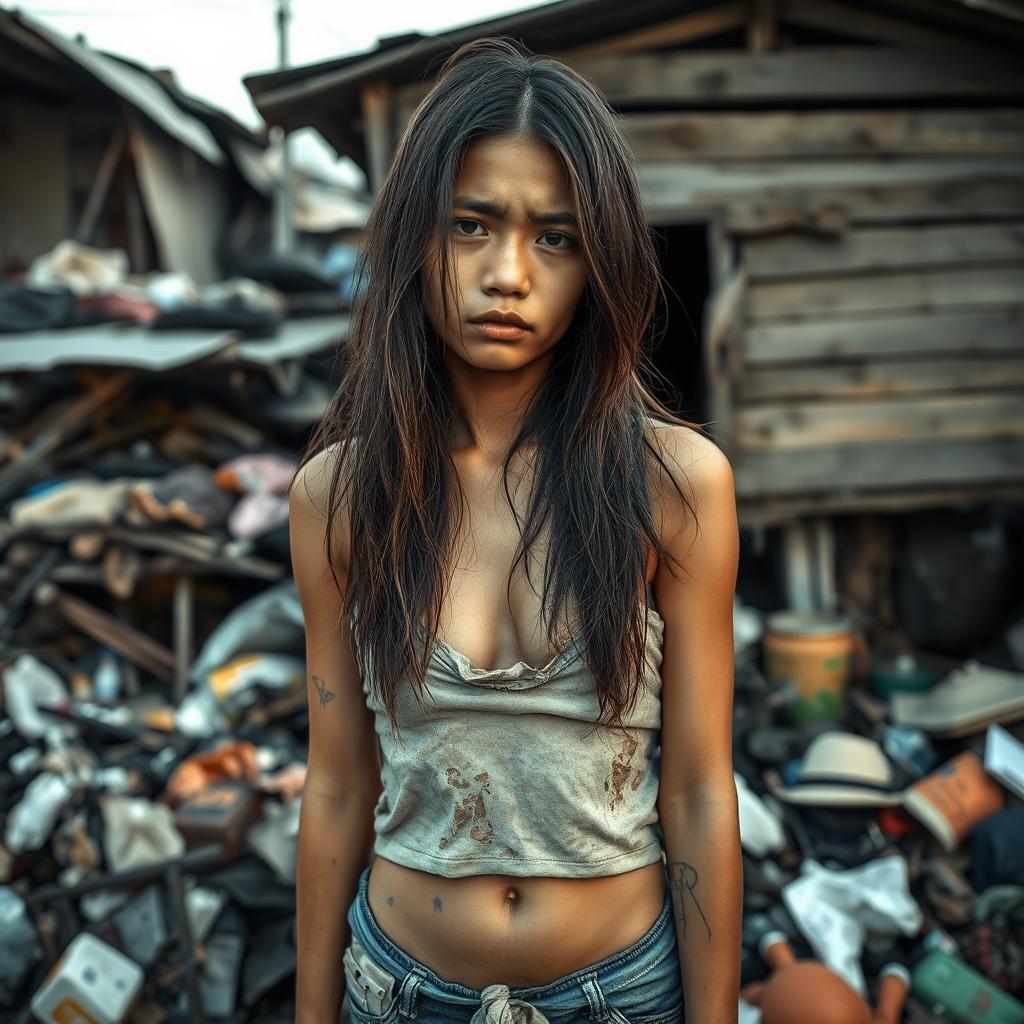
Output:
[356, 586, 667, 878]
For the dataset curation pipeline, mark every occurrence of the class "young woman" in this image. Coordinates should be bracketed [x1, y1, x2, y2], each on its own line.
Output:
[290, 36, 741, 1024]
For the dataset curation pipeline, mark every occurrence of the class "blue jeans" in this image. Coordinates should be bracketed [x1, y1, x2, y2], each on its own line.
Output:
[343, 863, 685, 1023]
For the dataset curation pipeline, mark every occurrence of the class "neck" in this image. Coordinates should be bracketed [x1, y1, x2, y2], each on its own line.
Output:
[443, 347, 553, 462]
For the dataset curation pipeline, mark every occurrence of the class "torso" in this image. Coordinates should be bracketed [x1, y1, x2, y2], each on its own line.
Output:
[364, 433, 670, 989]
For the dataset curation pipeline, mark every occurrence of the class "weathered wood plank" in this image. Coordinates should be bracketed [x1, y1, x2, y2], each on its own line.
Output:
[744, 307, 1024, 364]
[738, 357, 1024, 402]
[570, 47, 1024, 104]
[736, 393, 1024, 449]
[749, 0, 780, 53]
[744, 222, 1024, 279]
[733, 436, 1024, 495]
[738, 482, 1024, 526]
[558, 4, 747, 58]
[782, 0, 994, 52]
[621, 109, 1024, 162]
[746, 264, 1024, 320]
[637, 159, 1024, 227]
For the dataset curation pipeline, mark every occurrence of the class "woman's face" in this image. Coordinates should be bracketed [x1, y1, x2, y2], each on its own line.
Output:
[422, 133, 588, 372]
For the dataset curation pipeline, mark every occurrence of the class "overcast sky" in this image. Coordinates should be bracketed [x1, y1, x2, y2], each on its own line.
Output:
[15, 0, 553, 185]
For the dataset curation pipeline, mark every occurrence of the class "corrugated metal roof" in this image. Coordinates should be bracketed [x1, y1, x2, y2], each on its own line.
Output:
[0, 5, 263, 165]
[0, 315, 346, 373]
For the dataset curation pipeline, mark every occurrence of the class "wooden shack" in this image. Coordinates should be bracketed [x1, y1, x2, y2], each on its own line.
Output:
[246, 0, 1024, 609]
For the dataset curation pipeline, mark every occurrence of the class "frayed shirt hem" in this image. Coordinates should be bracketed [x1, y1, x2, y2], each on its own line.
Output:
[372, 836, 665, 878]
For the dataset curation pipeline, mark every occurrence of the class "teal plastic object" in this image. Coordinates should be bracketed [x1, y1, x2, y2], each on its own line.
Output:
[910, 949, 1024, 1023]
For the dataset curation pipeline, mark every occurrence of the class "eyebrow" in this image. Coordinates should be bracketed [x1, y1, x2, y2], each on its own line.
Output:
[452, 195, 579, 229]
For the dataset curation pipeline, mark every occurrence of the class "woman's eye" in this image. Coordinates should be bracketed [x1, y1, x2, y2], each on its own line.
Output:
[452, 218, 482, 236]
[451, 219, 578, 249]
[541, 230, 577, 249]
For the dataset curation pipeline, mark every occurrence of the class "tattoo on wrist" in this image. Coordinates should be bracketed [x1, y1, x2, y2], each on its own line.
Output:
[312, 675, 335, 708]
[667, 859, 712, 941]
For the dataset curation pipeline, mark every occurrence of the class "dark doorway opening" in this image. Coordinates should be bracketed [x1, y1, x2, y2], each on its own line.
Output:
[644, 222, 710, 423]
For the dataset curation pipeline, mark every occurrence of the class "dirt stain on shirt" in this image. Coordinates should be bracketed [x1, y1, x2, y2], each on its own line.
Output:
[605, 730, 640, 811]
[439, 768, 494, 848]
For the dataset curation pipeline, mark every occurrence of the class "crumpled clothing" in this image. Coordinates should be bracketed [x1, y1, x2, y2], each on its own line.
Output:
[228, 491, 289, 540]
[163, 739, 260, 806]
[213, 453, 296, 494]
[9, 478, 133, 530]
[469, 983, 550, 1023]
[781, 856, 922, 995]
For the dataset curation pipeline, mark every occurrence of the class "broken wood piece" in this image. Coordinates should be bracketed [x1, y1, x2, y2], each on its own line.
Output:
[0, 370, 136, 505]
[104, 526, 284, 580]
[34, 582, 176, 682]
[173, 577, 193, 705]
[103, 545, 142, 600]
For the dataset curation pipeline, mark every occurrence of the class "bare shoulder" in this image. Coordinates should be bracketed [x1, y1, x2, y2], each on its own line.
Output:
[288, 439, 359, 569]
[644, 417, 734, 510]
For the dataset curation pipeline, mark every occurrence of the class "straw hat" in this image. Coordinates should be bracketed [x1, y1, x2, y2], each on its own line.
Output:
[766, 731, 903, 806]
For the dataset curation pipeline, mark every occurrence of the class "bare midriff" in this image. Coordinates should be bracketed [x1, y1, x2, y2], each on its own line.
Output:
[366, 854, 667, 988]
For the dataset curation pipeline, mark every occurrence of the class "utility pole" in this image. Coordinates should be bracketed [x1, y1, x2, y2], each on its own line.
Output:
[272, 0, 294, 253]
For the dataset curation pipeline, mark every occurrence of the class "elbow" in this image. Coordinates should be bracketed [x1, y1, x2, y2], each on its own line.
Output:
[658, 773, 738, 815]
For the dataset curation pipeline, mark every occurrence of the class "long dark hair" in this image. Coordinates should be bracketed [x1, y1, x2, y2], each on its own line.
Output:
[292, 36, 706, 744]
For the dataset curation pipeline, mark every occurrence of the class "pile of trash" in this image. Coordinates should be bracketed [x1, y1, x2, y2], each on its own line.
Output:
[1, 238, 361, 338]
[1, 577, 310, 1022]
[2, 263, 1023, 1021]
[0, 240, 344, 1020]
[732, 589, 1024, 1024]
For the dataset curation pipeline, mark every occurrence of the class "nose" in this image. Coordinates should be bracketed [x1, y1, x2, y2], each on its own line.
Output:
[483, 235, 530, 295]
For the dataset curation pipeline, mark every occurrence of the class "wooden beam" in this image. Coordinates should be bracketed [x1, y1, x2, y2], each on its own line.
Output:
[75, 126, 126, 245]
[0, 370, 135, 505]
[173, 576, 193, 705]
[733, 435, 1024, 495]
[570, 47, 1024, 104]
[744, 307, 1024, 364]
[878, 0, 1024, 46]
[748, 0, 780, 52]
[620, 109, 1024, 162]
[746, 263, 1024, 320]
[738, 356, 1024, 402]
[361, 79, 393, 194]
[781, 0, 985, 51]
[560, 3, 747, 57]
[701, 225, 744, 449]
[743, 222, 1024, 280]
[636, 157, 1024, 228]
[735, 392, 1024, 449]
[738, 482, 1024, 526]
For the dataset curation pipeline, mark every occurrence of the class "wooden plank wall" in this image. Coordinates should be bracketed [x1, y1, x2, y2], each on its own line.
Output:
[731, 182, 1024, 507]
[390, 34, 1024, 519]
[601, 51, 1024, 517]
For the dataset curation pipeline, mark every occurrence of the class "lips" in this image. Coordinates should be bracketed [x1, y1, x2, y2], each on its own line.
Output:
[468, 310, 531, 329]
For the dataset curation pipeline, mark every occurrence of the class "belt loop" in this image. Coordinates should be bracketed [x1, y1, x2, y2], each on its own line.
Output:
[397, 967, 426, 1018]
[580, 973, 608, 1021]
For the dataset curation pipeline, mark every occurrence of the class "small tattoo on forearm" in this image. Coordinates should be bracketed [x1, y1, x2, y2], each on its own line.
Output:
[667, 859, 712, 941]
[312, 675, 335, 708]
[386, 895, 394, 907]
[433, 896, 442, 913]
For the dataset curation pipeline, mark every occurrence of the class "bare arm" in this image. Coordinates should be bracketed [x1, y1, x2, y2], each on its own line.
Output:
[653, 427, 742, 1024]
[291, 448, 383, 1024]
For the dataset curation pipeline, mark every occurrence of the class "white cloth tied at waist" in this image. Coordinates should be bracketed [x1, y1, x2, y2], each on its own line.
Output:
[469, 983, 551, 1023]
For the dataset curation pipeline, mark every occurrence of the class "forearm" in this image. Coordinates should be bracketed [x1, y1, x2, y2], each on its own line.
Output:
[295, 788, 378, 1024]
[659, 784, 743, 1024]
